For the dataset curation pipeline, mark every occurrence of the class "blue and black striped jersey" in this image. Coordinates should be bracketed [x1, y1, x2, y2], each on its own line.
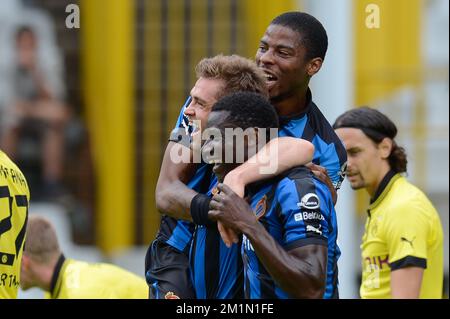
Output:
[188, 89, 345, 298]
[190, 178, 244, 299]
[278, 89, 347, 190]
[243, 166, 340, 299]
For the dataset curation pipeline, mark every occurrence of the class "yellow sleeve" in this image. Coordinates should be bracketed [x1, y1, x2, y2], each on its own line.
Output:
[383, 204, 428, 270]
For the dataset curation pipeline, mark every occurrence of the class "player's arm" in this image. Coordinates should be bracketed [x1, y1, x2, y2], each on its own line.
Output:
[391, 267, 424, 298]
[155, 141, 198, 221]
[224, 137, 314, 197]
[385, 205, 429, 299]
[209, 183, 327, 298]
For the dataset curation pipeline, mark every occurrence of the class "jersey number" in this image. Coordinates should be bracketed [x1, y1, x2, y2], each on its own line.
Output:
[0, 185, 28, 266]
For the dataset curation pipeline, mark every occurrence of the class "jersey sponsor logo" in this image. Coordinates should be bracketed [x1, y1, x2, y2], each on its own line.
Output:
[294, 211, 324, 222]
[306, 224, 322, 235]
[401, 236, 415, 248]
[165, 291, 180, 299]
[364, 254, 389, 270]
[254, 195, 267, 220]
[242, 234, 254, 252]
[298, 193, 320, 210]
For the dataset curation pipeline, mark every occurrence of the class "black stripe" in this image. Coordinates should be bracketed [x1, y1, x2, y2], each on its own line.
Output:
[50, 254, 66, 298]
[14, 195, 28, 256]
[258, 222, 276, 299]
[205, 227, 220, 298]
[135, 0, 145, 245]
[230, 236, 244, 298]
[230, 0, 237, 53]
[183, 0, 191, 97]
[330, 255, 339, 299]
[285, 238, 327, 251]
[160, 0, 168, 158]
[189, 228, 198, 288]
[390, 256, 427, 270]
[207, 0, 214, 56]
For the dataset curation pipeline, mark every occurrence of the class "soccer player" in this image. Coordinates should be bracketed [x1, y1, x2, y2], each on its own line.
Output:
[333, 107, 444, 299]
[0, 149, 29, 299]
[205, 91, 339, 298]
[20, 215, 148, 299]
[150, 54, 314, 299]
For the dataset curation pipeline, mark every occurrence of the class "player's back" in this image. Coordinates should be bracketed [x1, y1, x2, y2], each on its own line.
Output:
[46, 257, 148, 299]
[0, 150, 30, 299]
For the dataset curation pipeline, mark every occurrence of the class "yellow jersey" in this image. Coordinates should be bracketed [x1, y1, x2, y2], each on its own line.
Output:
[0, 150, 30, 299]
[360, 172, 443, 299]
[44, 255, 148, 299]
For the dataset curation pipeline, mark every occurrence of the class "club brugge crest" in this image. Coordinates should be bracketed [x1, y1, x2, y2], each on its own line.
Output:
[254, 195, 267, 219]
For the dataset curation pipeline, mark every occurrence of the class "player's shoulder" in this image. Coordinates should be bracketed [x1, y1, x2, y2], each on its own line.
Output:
[275, 166, 319, 198]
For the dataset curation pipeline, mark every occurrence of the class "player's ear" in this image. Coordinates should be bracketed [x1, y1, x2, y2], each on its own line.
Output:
[379, 137, 393, 159]
[307, 58, 323, 77]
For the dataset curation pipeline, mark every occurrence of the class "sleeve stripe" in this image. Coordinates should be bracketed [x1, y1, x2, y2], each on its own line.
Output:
[390, 256, 427, 270]
[284, 237, 327, 251]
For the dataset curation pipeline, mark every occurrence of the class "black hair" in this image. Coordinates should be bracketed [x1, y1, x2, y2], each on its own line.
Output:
[271, 11, 328, 61]
[15, 25, 35, 39]
[211, 91, 279, 138]
[333, 106, 407, 173]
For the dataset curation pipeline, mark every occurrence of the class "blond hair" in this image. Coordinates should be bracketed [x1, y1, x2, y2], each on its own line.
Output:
[195, 54, 268, 100]
[24, 216, 61, 264]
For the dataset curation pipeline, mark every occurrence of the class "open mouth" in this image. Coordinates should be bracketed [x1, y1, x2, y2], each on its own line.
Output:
[189, 120, 200, 137]
[262, 70, 278, 84]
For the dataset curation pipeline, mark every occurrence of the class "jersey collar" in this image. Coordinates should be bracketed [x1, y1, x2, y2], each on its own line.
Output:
[369, 170, 401, 210]
[50, 253, 66, 298]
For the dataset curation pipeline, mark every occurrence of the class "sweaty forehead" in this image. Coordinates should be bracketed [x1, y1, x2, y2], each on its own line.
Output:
[262, 24, 302, 47]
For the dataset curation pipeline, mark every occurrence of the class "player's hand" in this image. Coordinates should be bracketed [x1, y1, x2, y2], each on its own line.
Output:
[306, 162, 337, 205]
[217, 221, 239, 248]
[209, 184, 257, 241]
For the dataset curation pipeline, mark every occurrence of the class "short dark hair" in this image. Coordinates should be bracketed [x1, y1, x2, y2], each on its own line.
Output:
[333, 106, 407, 173]
[15, 25, 35, 40]
[271, 11, 328, 61]
[211, 92, 279, 137]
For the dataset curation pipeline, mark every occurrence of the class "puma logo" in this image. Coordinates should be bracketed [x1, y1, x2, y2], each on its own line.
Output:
[401, 236, 415, 248]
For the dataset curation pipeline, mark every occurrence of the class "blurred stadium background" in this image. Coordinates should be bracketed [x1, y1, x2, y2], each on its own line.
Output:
[0, 0, 447, 298]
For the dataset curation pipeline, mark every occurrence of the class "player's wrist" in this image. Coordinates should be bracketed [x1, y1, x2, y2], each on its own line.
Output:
[190, 193, 214, 226]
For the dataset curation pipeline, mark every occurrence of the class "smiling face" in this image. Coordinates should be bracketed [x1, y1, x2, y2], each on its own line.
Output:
[183, 77, 225, 134]
[256, 25, 314, 105]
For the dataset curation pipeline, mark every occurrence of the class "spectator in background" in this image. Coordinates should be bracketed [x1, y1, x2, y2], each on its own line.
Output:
[333, 107, 444, 299]
[20, 215, 148, 299]
[0, 25, 69, 199]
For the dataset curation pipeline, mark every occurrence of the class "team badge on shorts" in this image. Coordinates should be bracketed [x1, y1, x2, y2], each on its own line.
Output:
[165, 291, 180, 299]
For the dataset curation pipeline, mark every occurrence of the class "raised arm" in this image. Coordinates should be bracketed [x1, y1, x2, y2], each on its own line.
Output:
[155, 141, 199, 221]
[224, 137, 314, 197]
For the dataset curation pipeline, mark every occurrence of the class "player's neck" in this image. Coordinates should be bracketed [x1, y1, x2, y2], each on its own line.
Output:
[367, 164, 392, 200]
[271, 87, 309, 117]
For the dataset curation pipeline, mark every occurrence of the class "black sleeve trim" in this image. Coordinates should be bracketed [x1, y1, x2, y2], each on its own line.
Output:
[390, 256, 427, 270]
[285, 237, 327, 251]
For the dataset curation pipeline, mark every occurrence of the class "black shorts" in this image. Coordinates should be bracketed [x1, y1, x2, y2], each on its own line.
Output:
[145, 238, 196, 299]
